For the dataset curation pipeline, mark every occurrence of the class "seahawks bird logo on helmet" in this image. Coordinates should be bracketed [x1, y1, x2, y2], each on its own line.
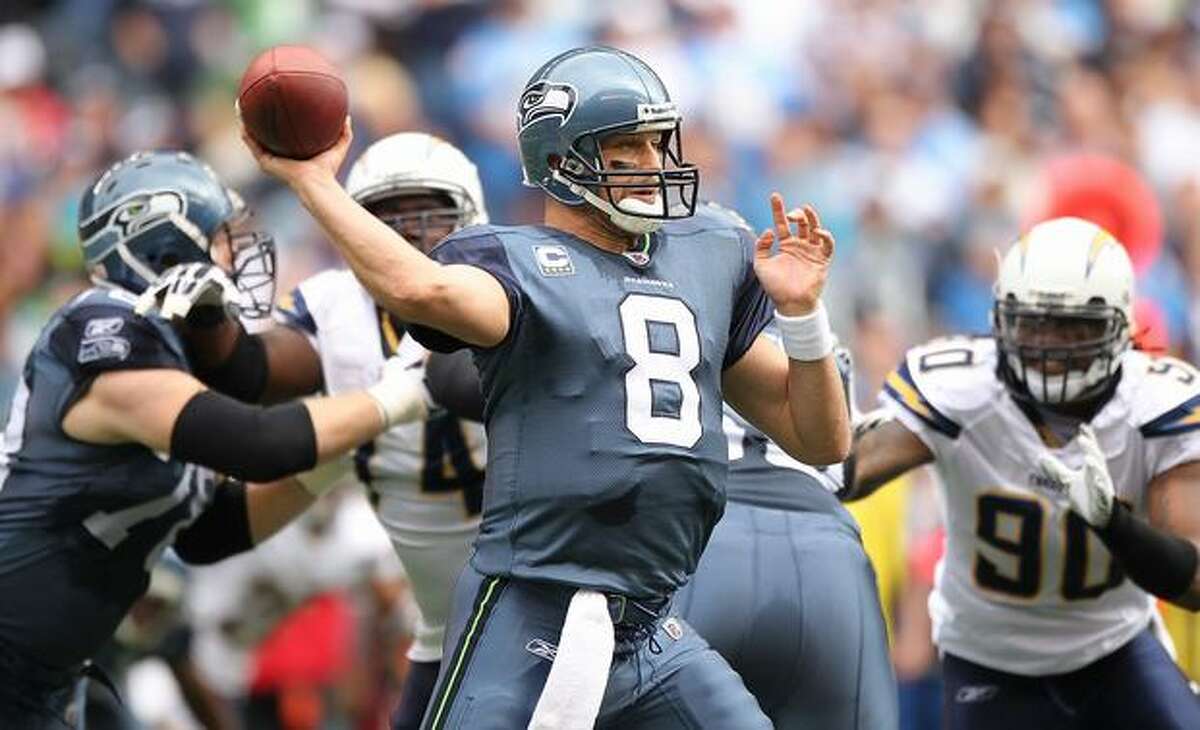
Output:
[518, 81, 577, 130]
[81, 190, 192, 246]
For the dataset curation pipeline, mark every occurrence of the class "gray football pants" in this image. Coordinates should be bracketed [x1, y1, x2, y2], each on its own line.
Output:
[676, 501, 899, 730]
[421, 562, 771, 729]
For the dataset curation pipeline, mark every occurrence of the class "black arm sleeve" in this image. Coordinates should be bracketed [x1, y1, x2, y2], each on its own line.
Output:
[425, 350, 485, 422]
[170, 391, 317, 482]
[189, 323, 270, 403]
[1097, 502, 1199, 600]
[173, 480, 253, 564]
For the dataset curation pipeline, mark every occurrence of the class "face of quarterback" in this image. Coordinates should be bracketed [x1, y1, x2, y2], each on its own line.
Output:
[598, 130, 668, 208]
[367, 192, 462, 254]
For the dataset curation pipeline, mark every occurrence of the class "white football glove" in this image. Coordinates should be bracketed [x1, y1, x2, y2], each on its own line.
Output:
[1037, 424, 1115, 528]
[135, 262, 243, 322]
[365, 357, 435, 428]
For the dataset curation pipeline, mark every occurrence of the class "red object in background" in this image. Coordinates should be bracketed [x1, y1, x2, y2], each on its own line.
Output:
[1133, 297, 1169, 352]
[250, 591, 355, 692]
[1024, 153, 1163, 274]
[8, 86, 70, 164]
[908, 527, 945, 589]
[237, 45, 348, 160]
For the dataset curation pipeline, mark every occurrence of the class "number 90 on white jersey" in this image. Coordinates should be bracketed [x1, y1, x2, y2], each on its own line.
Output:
[881, 337, 1200, 675]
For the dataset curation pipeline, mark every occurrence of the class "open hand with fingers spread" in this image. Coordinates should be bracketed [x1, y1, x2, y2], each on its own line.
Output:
[753, 193, 835, 316]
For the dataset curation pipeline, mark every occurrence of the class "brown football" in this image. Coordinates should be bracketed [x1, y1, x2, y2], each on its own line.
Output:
[237, 45, 347, 160]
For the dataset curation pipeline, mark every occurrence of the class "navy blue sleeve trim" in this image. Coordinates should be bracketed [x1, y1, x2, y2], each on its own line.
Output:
[275, 287, 318, 336]
[1140, 393, 1200, 438]
[723, 228, 773, 369]
[408, 231, 523, 353]
[882, 361, 962, 439]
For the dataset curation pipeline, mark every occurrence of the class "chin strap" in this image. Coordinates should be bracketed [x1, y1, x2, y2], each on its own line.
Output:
[551, 170, 663, 235]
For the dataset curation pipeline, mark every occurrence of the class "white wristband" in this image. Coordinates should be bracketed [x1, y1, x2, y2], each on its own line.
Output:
[775, 303, 834, 361]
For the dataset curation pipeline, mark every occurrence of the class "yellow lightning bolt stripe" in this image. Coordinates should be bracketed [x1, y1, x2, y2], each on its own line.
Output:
[885, 370, 934, 420]
[380, 309, 402, 356]
[1087, 228, 1115, 268]
[1175, 407, 1200, 428]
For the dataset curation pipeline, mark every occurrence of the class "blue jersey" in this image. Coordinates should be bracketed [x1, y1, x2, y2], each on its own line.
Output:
[723, 401, 852, 522]
[0, 288, 217, 670]
[411, 210, 772, 598]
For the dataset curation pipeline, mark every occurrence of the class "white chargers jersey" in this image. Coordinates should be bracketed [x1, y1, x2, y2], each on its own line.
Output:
[276, 269, 485, 661]
[881, 336, 1200, 676]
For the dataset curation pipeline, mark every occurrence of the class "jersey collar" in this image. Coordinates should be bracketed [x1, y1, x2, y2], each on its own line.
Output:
[621, 232, 659, 269]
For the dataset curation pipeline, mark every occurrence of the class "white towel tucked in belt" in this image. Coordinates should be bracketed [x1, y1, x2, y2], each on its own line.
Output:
[527, 589, 614, 729]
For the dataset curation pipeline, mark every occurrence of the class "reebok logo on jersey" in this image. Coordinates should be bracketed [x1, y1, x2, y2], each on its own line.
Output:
[84, 317, 125, 337]
[954, 685, 998, 704]
[534, 245, 575, 277]
[525, 638, 558, 663]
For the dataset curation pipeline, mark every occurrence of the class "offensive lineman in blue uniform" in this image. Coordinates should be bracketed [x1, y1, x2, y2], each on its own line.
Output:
[242, 46, 851, 728]
[0, 151, 431, 728]
[674, 204, 898, 729]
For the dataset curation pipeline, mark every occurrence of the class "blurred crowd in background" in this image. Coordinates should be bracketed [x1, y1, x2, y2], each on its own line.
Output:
[5, 0, 1200, 728]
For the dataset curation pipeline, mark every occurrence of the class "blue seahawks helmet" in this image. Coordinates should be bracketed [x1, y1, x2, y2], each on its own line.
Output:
[517, 46, 699, 234]
[78, 151, 276, 316]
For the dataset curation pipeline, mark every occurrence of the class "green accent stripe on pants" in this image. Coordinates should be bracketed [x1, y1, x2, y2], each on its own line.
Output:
[425, 576, 505, 730]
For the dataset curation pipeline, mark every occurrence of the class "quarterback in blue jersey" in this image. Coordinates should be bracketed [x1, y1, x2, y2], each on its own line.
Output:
[425, 315, 900, 729]
[0, 151, 431, 728]
[243, 46, 850, 729]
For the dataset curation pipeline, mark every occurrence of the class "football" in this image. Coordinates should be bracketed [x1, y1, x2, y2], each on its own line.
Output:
[237, 45, 347, 160]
